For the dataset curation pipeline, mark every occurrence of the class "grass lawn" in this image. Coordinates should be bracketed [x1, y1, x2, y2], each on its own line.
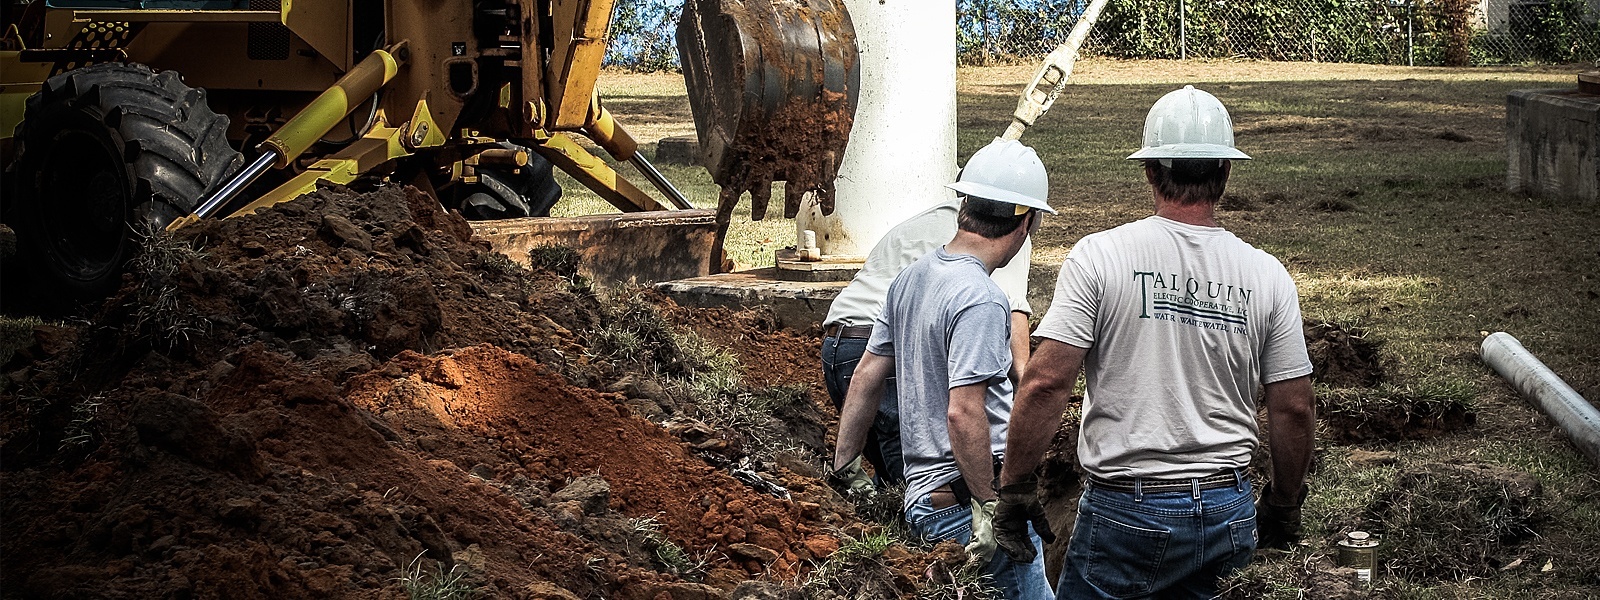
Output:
[579, 58, 1600, 598]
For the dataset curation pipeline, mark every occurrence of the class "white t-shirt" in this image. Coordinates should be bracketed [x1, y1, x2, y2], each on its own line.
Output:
[825, 198, 1032, 327]
[1034, 216, 1313, 479]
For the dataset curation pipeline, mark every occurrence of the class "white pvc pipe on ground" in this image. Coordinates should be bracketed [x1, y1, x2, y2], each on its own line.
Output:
[795, 0, 958, 257]
[1480, 332, 1600, 467]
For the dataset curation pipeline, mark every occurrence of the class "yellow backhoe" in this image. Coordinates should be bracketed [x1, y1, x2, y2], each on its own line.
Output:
[0, 0, 858, 313]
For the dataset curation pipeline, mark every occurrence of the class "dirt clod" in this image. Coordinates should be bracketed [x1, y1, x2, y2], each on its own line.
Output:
[1304, 319, 1385, 388]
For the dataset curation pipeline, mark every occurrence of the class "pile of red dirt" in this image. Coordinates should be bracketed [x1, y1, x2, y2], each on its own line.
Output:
[0, 184, 871, 599]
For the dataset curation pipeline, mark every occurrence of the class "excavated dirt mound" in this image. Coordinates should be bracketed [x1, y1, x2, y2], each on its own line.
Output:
[1304, 319, 1385, 389]
[1316, 387, 1477, 443]
[0, 183, 873, 599]
[1303, 319, 1475, 442]
[344, 345, 831, 576]
[1362, 462, 1543, 582]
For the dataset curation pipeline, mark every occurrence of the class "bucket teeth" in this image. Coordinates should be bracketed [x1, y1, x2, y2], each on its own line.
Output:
[678, 0, 858, 225]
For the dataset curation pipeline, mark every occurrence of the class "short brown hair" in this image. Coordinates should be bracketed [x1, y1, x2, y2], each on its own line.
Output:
[1144, 159, 1231, 205]
[957, 196, 1031, 239]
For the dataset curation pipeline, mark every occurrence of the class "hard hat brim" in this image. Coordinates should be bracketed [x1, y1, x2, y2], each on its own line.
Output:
[1127, 143, 1251, 161]
[946, 181, 1058, 214]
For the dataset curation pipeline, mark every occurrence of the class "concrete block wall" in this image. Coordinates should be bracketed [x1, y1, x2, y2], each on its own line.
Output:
[1507, 89, 1599, 203]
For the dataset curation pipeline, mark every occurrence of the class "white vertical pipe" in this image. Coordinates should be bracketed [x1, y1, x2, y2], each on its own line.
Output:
[1179, 0, 1187, 60]
[1481, 332, 1600, 467]
[795, 0, 958, 257]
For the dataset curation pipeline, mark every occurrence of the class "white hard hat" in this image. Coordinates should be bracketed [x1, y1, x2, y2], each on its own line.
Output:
[946, 138, 1056, 215]
[1127, 85, 1251, 161]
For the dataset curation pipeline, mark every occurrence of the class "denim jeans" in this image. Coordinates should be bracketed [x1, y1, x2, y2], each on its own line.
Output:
[821, 334, 904, 484]
[906, 492, 1054, 600]
[1056, 475, 1256, 600]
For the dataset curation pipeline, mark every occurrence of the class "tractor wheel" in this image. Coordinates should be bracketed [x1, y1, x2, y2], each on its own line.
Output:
[459, 144, 562, 220]
[2, 62, 242, 314]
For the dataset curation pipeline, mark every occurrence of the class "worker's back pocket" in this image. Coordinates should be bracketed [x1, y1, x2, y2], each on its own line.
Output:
[1080, 512, 1170, 598]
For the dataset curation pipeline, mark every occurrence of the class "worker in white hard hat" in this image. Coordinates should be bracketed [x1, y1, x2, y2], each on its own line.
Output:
[832, 138, 1056, 599]
[822, 140, 1041, 495]
[996, 86, 1317, 598]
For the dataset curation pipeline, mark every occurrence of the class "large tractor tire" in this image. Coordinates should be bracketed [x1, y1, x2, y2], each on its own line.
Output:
[2, 62, 242, 314]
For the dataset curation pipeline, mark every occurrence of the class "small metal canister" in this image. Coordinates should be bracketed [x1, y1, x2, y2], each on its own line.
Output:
[1336, 530, 1381, 584]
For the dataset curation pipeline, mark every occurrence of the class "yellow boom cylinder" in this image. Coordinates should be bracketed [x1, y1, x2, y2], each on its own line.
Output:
[261, 45, 402, 168]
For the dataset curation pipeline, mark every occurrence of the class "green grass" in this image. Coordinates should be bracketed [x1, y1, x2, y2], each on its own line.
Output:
[398, 552, 479, 600]
[627, 516, 713, 581]
[0, 314, 42, 366]
[802, 529, 899, 592]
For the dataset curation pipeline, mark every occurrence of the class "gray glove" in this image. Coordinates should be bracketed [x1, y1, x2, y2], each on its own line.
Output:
[1256, 481, 1306, 550]
[965, 498, 1000, 570]
[994, 477, 1055, 563]
[827, 455, 876, 500]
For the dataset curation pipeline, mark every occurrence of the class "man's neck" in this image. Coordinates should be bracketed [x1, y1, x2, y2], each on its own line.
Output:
[1154, 195, 1220, 227]
[944, 232, 1008, 274]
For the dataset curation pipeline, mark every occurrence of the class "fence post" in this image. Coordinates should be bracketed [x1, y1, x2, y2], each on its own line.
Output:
[1179, 0, 1187, 59]
[1407, 2, 1414, 66]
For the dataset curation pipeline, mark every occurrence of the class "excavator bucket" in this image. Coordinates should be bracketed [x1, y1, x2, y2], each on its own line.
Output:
[677, 0, 859, 224]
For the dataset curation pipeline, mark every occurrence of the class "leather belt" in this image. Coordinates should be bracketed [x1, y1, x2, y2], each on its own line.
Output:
[928, 455, 1006, 509]
[1089, 471, 1243, 494]
[824, 324, 873, 339]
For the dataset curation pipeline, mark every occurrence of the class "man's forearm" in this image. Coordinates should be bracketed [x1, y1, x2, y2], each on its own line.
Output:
[948, 383, 997, 501]
[1009, 311, 1030, 382]
[1264, 375, 1316, 504]
[1000, 339, 1086, 486]
[833, 351, 892, 472]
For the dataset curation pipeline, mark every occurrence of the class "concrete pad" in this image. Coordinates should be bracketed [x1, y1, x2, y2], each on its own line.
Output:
[656, 268, 848, 330]
[1507, 88, 1599, 203]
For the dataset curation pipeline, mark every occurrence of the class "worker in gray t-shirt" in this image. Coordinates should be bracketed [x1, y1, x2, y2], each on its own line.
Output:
[832, 138, 1055, 599]
[821, 197, 1034, 491]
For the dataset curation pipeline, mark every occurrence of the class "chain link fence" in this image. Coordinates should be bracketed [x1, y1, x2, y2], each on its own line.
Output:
[607, 0, 1600, 70]
[963, 0, 1600, 66]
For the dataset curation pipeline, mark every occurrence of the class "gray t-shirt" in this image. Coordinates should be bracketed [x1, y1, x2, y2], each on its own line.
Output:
[867, 248, 1015, 510]
[826, 197, 1033, 327]
[1034, 216, 1313, 479]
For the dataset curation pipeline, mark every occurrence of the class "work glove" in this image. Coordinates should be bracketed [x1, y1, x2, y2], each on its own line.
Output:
[1255, 481, 1306, 550]
[826, 455, 876, 500]
[964, 498, 1000, 571]
[993, 476, 1056, 563]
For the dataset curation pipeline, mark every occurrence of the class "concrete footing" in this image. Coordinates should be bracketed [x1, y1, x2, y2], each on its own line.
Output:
[472, 210, 718, 287]
[1507, 87, 1599, 203]
[654, 135, 701, 165]
[655, 268, 847, 330]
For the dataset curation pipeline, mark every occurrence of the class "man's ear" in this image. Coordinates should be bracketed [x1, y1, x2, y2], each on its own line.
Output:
[1145, 161, 1158, 186]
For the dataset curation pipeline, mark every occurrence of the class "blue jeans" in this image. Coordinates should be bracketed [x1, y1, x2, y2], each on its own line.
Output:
[821, 335, 904, 484]
[1056, 475, 1256, 599]
[906, 492, 1054, 600]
